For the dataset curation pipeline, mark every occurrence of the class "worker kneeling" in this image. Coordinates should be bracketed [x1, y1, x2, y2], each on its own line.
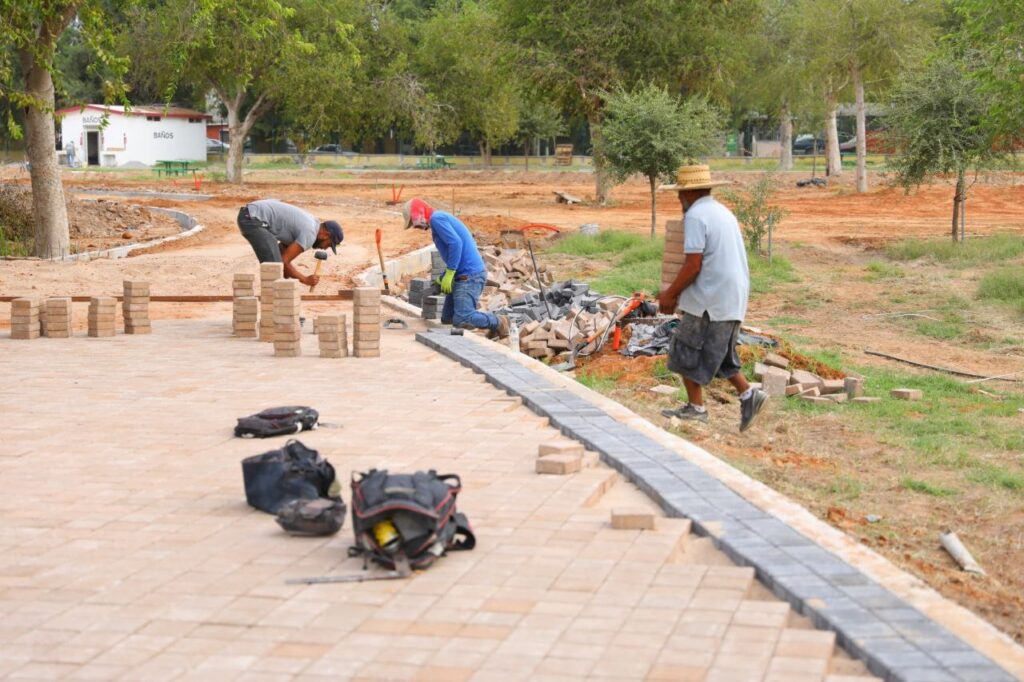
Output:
[404, 198, 509, 337]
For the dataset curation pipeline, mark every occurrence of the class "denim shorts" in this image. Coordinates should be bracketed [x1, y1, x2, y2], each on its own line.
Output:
[666, 312, 742, 385]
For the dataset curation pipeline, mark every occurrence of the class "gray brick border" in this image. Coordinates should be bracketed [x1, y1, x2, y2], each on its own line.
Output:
[416, 329, 1015, 682]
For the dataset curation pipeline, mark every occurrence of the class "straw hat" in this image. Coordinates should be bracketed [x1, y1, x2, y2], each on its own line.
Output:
[658, 164, 732, 191]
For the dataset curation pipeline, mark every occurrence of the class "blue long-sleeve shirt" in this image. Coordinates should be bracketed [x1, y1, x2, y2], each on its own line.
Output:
[429, 211, 486, 276]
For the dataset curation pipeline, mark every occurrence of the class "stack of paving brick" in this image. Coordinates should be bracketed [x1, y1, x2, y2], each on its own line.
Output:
[317, 314, 348, 358]
[259, 263, 283, 342]
[407, 278, 436, 307]
[9, 298, 41, 339]
[272, 279, 301, 357]
[122, 281, 151, 334]
[753, 353, 873, 404]
[87, 297, 117, 337]
[44, 298, 73, 338]
[232, 271, 259, 338]
[661, 219, 685, 292]
[421, 295, 444, 320]
[352, 287, 381, 357]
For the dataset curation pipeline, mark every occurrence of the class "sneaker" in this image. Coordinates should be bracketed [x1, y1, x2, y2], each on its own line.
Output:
[660, 404, 709, 422]
[739, 388, 769, 432]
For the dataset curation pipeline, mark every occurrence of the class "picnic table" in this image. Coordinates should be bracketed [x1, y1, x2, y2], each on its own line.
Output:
[415, 155, 454, 170]
[153, 159, 196, 177]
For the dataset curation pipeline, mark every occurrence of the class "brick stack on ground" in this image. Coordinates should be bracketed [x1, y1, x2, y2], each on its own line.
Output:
[536, 440, 585, 475]
[9, 298, 41, 340]
[272, 279, 301, 357]
[661, 219, 685, 292]
[122, 281, 151, 334]
[352, 287, 381, 358]
[87, 297, 117, 338]
[420, 295, 444, 320]
[259, 263, 283, 342]
[317, 314, 348, 358]
[44, 298, 72, 338]
[232, 272, 258, 338]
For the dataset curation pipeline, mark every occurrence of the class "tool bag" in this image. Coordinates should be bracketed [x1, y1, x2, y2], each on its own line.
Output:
[242, 440, 338, 514]
[275, 498, 346, 536]
[234, 406, 319, 439]
[350, 469, 476, 570]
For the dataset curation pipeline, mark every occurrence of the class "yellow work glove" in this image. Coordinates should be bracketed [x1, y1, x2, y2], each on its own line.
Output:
[439, 268, 456, 294]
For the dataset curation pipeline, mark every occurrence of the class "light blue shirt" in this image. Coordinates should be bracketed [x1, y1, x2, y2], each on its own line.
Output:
[677, 195, 750, 322]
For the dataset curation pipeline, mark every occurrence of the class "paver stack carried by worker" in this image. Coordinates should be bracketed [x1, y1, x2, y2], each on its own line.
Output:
[402, 197, 509, 338]
[656, 165, 768, 432]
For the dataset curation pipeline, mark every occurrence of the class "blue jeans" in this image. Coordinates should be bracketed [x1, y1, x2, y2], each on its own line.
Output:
[441, 271, 498, 330]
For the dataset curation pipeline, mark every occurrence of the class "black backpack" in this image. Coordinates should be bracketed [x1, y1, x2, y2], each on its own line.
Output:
[235, 406, 319, 438]
[242, 440, 338, 514]
[350, 469, 476, 570]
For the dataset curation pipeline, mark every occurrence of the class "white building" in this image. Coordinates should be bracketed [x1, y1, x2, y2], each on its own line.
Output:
[57, 105, 211, 167]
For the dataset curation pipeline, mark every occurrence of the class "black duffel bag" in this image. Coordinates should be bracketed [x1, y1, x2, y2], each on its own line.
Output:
[235, 406, 319, 438]
[350, 469, 475, 570]
[242, 440, 337, 514]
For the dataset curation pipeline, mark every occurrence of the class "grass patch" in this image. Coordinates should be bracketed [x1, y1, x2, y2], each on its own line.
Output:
[576, 370, 621, 392]
[765, 315, 809, 327]
[547, 230, 665, 297]
[914, 314, 966, 340]
[967, 465, 1024, 492]
[864, 260, 906, 281]
[978, 267, 1024, 315]
[547, 231, 658, 258]
[886, 233, 1024, 265]
[748, 254, 798, 294]
[902, 478, 959, 497]
[829, 475, 863, 501]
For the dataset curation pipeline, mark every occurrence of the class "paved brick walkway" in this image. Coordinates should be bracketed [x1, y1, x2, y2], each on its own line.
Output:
[0, 312, 879, 681]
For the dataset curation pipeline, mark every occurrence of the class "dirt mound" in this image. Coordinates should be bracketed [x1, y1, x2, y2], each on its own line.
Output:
[0, 185, 182, 253]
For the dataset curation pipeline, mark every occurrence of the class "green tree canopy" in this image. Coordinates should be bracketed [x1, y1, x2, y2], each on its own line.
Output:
[602, 84, 722, 238]
[885, 53, 999, 241]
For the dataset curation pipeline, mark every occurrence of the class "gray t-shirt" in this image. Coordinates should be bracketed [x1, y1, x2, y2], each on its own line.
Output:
[677, 195, 750, 322]
[247, 200, 318, 250]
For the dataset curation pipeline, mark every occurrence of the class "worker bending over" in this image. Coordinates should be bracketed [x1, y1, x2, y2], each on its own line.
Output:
[403, 198, 509, 337]
[656, 165, 767, 432]
[237, 199, 343, 288]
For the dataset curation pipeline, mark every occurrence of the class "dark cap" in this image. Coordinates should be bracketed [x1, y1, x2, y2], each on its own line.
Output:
[323, 220, 343, 254]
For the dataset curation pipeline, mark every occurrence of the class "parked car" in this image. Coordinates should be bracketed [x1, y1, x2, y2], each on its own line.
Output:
[792, 133, 857, 155]
[206, 138, 230, 153]
[792, 134, 825, 155]
[312, 143, 356, 156]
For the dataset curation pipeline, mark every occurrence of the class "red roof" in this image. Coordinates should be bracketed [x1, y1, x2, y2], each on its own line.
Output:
[55, 104, 212, 120]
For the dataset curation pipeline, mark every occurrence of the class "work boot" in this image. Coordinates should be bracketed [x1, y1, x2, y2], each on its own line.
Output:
[739, 388, 769, 432]
[660, 404, 709, 423]
[489, 315, 510, 340]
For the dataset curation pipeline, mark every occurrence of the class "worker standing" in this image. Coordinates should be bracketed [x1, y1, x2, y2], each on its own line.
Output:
[656, 165, 767, 432]
[237, 199, 343, 288]
[403, 198, 509, 337]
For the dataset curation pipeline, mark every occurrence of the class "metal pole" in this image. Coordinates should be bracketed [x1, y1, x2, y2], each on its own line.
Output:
[526, 239, 553, 320]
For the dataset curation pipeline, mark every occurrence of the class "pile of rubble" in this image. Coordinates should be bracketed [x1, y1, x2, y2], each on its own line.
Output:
[753, 353, 873, 403]
[408, 246, 624, 361]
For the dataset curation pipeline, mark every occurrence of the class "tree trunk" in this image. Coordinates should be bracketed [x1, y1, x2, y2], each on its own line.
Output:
[589, 112, 610, 204]
[524, 137, 529, 171]
[649, 176, 657, 239]
[19, 49, 70, 259]
[223, 90, 266, 184]
[825, 90, 842, 177]
[779, 101, 793, 171]
[951, 171, 964, 242]
[853, 62, 868, 193]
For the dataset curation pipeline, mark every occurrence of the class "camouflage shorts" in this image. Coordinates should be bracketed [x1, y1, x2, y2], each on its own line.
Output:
[666, 312, 742, 386]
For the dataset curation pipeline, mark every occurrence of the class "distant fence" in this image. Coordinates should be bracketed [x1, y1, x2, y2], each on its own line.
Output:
[239, 153, 596, 170]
